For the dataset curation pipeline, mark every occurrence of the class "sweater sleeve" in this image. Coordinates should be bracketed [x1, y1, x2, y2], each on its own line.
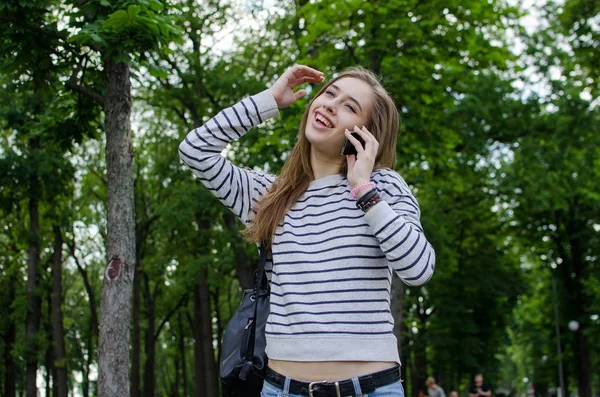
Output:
[178, 90, 279, 224]
[363, 169, 436, 286]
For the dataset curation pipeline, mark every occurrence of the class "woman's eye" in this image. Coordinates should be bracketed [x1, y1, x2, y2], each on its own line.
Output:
[346, 104, 356, 113]
[325, 90, 335, 96]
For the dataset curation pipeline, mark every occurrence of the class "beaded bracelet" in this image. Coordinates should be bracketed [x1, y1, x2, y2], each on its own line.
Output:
[356, 188, 382, 212]
[350, 181, 376, 199]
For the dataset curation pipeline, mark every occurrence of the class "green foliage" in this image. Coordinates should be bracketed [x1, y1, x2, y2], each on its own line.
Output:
[68, 0, 182, 61]
[1, 0, 599, 396]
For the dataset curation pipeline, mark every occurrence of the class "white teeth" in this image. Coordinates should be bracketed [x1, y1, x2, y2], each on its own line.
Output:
[316, 114, 333, 128]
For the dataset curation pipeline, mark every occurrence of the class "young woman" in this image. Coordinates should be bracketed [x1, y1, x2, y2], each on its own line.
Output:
[179, 65, 435, 397]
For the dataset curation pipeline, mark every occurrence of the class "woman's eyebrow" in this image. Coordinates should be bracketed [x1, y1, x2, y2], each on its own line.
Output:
[330, 84, 363, 113]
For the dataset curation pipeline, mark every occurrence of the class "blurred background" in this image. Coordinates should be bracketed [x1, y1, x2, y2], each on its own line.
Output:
[0, 0, 598, 396]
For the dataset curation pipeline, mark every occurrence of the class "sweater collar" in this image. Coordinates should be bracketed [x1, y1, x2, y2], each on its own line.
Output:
[308, 173, 345, 189]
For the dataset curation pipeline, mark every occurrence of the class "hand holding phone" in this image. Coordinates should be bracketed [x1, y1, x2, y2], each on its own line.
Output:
[340, 132, 365, 156]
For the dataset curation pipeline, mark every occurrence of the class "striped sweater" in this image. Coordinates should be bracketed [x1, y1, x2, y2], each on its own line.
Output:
[178, 90, 435, 363]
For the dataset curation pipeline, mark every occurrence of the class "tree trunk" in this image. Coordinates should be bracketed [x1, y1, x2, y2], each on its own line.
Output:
[131, 264, 141, 397]
[174, 352, 180, 397]
[45, 341, 53, 397]
[178, 312, 188, 397]
[391, 277, 405, 355]
[69, 235, 98, 397]
[411, 335, 428, 397]
[223, 212, 254, 289]
[26, 150, 42, 397]
[391, 277, 408, 389]
[192, 274, 218, 397]
[571, 236, 592, 397]
[142, 274, 156, 397]
[399, 310, 409, 388]
[199, 270, 218, 397]
[559, 323, 571, 397]
[51, 226, 68, 397]
[192, 299, 204, 397]
[212, 288, 223, 367]
[4, 272, 17, 397]
[46, 291, 55, 397]
[97, 58, 136, 397]
[84, 282, 96, 397]
[83, 330, 93, 397]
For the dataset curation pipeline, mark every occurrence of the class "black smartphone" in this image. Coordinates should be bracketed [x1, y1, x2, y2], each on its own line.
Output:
[340, 132, 365, 156]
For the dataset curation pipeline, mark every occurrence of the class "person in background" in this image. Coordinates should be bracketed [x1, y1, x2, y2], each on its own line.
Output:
[426, 377, 447, 397]
[450, 390, 459, 397]
[469, 374, 492, 397]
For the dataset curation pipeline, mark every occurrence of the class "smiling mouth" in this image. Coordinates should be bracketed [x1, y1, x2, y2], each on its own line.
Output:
[314, 112, 334, 128]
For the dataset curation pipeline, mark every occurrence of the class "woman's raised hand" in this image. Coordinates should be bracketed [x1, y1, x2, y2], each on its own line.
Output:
[268, 65, 324, 108]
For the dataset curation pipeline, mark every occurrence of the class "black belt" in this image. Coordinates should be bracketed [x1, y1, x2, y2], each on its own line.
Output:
[264, 365, 401, 397]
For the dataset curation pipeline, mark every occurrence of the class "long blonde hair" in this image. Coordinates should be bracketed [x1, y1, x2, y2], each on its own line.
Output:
[243, 66, 400, 247]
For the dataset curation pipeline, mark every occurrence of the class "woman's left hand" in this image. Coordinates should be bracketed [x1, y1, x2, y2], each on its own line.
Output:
[345, 125, 379, 189]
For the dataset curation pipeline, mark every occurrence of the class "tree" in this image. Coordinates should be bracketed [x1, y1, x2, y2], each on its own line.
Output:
[61, 2, 180, 394]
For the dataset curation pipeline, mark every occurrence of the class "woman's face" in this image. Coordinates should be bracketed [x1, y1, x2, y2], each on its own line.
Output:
[305, 76, 374, 157]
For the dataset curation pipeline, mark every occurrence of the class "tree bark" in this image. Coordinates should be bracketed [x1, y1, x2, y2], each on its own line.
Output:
[97, 58, 136, 397]
[26, 140, 42, 397]
[51, 225, 68, 397]
[4, 272, 17, 397]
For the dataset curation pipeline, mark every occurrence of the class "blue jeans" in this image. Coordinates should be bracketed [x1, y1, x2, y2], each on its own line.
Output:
[260, 376, 405, 397]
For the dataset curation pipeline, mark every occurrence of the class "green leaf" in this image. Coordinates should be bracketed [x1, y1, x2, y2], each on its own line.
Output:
[90, 33, 107, 46]
[127, 5, 142, 18]
[147, 64, 169, 80]
[148, 0, 164, 12]
[136, 16, 160, 35]
[100, 0, 111, 6]
[103, 10, 130, 30]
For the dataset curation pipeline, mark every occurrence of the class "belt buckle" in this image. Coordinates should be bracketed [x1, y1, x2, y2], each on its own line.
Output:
[308, 380, 341, 397]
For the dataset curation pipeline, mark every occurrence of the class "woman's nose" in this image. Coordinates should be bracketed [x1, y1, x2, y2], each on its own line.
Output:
[322, 102, 336, 114]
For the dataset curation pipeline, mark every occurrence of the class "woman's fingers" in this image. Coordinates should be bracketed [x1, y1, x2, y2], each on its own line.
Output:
[352, 125, 375, 142]
[291, 65, 324, 80]
[293, 89, 307, 101]
[351, 126, 379, 155]
[288, 65, 324, 87]
[270, 65, 324, 108]
[344, 129, 366, 154]
[346, 154, 356, 169]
